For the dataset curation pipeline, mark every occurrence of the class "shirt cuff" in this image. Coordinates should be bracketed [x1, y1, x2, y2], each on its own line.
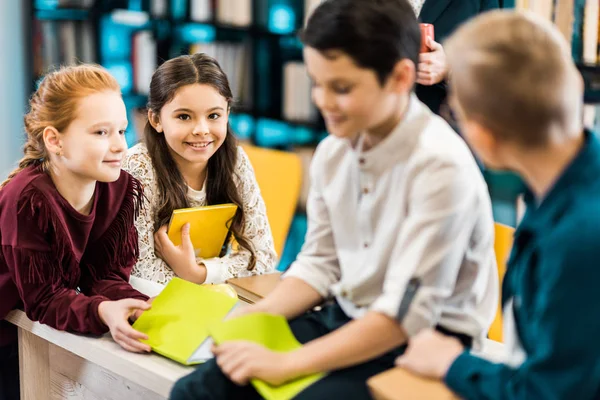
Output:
[88, 295, 111, 335]
[201, 257, 228, 284]
[444, 351, 486, 397]
[370, 292, 433, 337]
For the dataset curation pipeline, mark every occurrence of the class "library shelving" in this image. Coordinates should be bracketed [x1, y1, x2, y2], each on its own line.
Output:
[27, 0, 600, 267]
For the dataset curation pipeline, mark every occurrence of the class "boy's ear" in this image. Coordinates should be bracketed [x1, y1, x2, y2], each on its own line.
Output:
[42, 126, 62, 155]
[386, 59, 416, 94]
[148, 110, 163, 133]
[463, 119, 501, 160]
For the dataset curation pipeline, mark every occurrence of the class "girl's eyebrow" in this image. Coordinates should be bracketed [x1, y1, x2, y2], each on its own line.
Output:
[172, 108, 194, 113]
[89, 120, 127, 129]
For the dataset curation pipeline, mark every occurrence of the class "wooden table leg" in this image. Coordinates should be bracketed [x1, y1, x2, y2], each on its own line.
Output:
[18, 328, 51, 400]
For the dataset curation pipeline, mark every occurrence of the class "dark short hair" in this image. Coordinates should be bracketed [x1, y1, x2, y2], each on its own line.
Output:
[300, 0, 420, 85]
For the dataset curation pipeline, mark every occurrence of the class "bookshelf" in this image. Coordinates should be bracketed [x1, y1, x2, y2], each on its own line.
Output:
[29, 0, 324, 269]
[30, 0, 325, 148]
[27, 0, 600, 267]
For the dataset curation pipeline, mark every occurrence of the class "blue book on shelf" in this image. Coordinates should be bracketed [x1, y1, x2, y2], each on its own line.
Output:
[571, 0, 586, 62]
[104, 61, 134, 94]
[255, 119, 291, 147]
[171, 0, 188, 20]
[229, 113, 255, 141]
[255, 0, 300, 34]
[174, 23, 216, 43]
[100, 16, 133, 61]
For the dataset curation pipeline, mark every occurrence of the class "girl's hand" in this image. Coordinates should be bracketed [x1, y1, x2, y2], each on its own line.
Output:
[98, 299, 152, 353]
[130, 297, 155, 322]
[154, 223, 207, 283]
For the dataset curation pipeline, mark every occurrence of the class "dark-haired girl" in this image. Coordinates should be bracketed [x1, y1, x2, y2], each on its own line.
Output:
[123, 53, 277, 285]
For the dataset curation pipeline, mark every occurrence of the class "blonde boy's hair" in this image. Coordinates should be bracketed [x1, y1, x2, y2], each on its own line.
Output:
[444, 10, 583, 147]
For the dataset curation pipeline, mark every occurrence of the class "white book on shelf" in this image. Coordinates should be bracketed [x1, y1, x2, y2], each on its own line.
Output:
[283, 62, 314, 122]
[241, 45, 252, 107]
[151, 0, 168, 18]
[216, 0, 230, 24]
[133, 31, 156, 95]
[515, 0, 528, 11]
[235, 44, 250, 105]
[77, 21, 95, 64]
[224, 43, 237, 100]
[584, 105, 597, 130]
[305, 0, 323, 24]
[232, 0, 252, 27]
[525, 0, 554, 21]
[299, 63, 309, 122]
[283, 62, 296, 121]
[59, 21, 78, 65]
[583, 0, 599, 64]
[110, 9, 150, 27]
[41, 20, 60, 71]
[554, 0, 575, 48]
[217, 0, 251, 27]
[191, 0, 213, 22]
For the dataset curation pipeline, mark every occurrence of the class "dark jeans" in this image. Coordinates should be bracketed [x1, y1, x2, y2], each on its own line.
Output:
[170, 303, 472, 400]
[0, 342, 19, 400]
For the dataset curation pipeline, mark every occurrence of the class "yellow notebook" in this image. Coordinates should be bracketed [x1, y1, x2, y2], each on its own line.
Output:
[132, 277, 239, 365]
[209, 313, 325, 400]
[167, 203, 238, 259]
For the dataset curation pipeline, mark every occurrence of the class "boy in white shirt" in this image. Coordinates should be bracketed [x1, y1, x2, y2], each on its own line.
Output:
[171, 0, 497, 398]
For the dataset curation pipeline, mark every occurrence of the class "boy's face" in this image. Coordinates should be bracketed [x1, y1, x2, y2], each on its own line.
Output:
[304, 47, 408, 140]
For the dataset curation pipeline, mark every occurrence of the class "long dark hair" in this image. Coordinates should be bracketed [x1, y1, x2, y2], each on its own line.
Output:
[145, 53, 256, 270]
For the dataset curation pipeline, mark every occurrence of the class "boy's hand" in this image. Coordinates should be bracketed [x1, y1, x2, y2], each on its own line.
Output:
[213, 341, 297, 386]
[417, 38, 448, 86]
[395, 329, 464, 379]
[154, 224, 206, 283]
[98, 299, 152, 353]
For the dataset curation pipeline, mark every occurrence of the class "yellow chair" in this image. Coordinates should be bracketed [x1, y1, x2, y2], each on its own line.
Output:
[488, 222, 515, 342]
[242, 144, 303, 257]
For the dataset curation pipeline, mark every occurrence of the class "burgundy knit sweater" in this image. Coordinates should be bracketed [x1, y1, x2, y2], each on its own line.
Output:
[0, 165, 148, 346]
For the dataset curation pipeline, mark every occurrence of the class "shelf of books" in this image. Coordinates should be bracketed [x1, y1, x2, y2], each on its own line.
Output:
[28, 0, 600, 266]
[30, 0, 324, 269]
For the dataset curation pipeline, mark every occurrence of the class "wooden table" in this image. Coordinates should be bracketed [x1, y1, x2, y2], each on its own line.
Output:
[6, 309, 193, 400]
[4, 275, 275, 400]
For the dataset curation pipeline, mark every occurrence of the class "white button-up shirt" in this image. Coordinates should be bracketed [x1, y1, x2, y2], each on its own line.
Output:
[285, 95, 498, 347]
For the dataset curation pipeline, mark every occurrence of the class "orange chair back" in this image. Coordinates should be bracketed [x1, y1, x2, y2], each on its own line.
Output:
[488, 222, 515, 342]
[242, 145, 302, 257]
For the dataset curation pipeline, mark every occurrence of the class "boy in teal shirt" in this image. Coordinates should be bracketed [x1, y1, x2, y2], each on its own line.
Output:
[398, 10, 600, 400]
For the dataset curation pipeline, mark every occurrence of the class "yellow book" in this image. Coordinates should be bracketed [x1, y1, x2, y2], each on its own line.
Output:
[132, 277, 239, 365]
[167, 203, 238, 258]
[209, 313, 325, 400]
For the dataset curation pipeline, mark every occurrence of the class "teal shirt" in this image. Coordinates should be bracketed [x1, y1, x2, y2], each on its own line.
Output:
[445, 131, 600, 399]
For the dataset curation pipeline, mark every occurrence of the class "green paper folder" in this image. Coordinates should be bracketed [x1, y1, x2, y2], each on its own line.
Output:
[209, 313, 326, 400]
[132, 277, 238, 365]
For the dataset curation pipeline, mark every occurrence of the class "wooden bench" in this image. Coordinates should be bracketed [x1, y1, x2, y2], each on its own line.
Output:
[368, 339, 506, 400]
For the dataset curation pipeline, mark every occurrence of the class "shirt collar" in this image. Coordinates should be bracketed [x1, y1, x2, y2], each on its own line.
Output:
[352, 94, 431, 175]
[519, 130, 600, 233]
